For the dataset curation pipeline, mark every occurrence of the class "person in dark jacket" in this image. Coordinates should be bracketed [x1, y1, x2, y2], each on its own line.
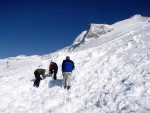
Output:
[49, 62, 58, 80]
[33, 68, 46, 87]
[62, 56, 75, 90]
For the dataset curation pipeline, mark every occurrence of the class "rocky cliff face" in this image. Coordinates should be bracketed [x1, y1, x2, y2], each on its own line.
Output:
[83, 24, 113, 40]
[69, 24, 113, 50]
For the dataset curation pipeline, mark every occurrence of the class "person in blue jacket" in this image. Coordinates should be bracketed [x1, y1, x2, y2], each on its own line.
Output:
[62, 56, 75, 90]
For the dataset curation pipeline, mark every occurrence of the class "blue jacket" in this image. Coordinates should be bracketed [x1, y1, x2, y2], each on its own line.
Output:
[62, 59, 75, 72]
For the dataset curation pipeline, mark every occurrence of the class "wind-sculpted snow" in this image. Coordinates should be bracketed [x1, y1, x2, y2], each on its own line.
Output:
[0, 15, 150, 113]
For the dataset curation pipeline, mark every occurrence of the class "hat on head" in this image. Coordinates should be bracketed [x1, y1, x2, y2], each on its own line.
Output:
[66, 56, 70, 60]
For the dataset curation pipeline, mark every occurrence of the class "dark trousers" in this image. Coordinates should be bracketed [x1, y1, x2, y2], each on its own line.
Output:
[50, 69, 57, 80]
[34, 71, 42, 87]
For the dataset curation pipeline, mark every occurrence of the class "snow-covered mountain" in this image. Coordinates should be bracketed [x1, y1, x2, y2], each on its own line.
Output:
[1, 14, 150, 113]
[69, 14, 150, 51]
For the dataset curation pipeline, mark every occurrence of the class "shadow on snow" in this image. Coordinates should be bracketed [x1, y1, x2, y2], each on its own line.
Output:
[31, 74, 63, 88]
[48, 79, 63, 88]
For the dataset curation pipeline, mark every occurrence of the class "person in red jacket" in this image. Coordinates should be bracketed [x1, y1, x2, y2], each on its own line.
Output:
[49, 62, 58, 80]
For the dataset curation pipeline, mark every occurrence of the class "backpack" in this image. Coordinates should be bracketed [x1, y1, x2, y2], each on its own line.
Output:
[52, 62, 58, 70]
[63, 60, 74, 72]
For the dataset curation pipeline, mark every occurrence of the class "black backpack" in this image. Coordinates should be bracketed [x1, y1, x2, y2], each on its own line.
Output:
[52, 62, 58, 70]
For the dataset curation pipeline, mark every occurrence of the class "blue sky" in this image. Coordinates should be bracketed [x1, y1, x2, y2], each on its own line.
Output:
[0, 0, 150, 58]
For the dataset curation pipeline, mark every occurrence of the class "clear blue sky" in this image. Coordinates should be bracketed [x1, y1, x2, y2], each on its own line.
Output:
[0, 0, 150, 58]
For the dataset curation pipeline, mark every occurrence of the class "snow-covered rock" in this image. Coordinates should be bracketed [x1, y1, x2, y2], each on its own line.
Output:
[84, 24, 113, 40]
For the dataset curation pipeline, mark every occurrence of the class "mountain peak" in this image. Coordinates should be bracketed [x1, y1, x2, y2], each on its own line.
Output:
[132, 14, 142, 19]
[68, 24, 113, 51]
[130, 14, 148, 22]
[84, 24, 113, 40]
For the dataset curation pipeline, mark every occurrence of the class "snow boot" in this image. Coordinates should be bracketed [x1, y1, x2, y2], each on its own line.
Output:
[67, 86, 71, 90]
[64, 86, 67, 89]
[34, 80, 40, 87]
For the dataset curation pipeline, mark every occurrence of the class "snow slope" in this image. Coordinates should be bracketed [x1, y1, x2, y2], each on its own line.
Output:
[0, 15, 150, 113]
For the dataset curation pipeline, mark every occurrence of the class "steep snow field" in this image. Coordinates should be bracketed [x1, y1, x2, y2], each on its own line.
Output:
[0, 15, 150, 113]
